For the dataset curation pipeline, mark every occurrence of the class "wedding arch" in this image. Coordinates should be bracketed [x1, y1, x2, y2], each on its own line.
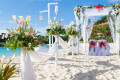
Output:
[74, 4, 120, 54]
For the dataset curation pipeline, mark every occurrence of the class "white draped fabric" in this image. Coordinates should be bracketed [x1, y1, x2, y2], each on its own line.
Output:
[115, 13, 120, 54]
[107, 16, 116, 43]
[21, 48, 36, 80]
[74, 11, 80, 53]
[68, 36, 77, 53]
[97, 40, 110, 56]
[84, 7, 113, 17]
[21, 37, 59, 80]
[74, 6, 120, 54]
[87, 18, 94, 40]
[58, 36, 69, 50]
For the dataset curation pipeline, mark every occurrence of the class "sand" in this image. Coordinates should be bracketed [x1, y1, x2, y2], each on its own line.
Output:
[6, 43, 120, 80]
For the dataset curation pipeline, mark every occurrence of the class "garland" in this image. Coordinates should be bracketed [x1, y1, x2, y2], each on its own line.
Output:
[74, 4, 120, 19]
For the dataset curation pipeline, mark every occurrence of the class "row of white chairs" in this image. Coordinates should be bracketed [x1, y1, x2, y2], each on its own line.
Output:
[88, 39, 110, 56]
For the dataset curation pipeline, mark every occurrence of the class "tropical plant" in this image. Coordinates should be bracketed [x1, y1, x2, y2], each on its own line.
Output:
[46, 17, 65, 35]
[65, 22, 78, 36]
[5, 15, 40, 52]
[0, 54, 19, 80]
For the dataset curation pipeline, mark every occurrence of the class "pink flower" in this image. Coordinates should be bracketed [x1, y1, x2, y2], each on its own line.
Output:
[37, 40, 39, 43]
[60, 25, 63, 28]
[32, 33, 35, 37]
[16, 30, 19, 33]
[28, 32, 31, 35]
[18, 22, 23, 25]
[12, 31, 15, 34]
[22, 24, 25, 27]
[5, 34, 8, 38]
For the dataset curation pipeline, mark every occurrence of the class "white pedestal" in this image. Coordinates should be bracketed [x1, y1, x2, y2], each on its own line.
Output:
[55, 35, 59, 66]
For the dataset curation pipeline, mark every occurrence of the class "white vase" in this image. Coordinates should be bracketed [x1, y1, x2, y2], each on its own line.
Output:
[21, 48, 36, 80]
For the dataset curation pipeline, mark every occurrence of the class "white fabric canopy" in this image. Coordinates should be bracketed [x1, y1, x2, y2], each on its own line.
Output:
[74, 5, 120, 54]
[84, 7, 113, 17]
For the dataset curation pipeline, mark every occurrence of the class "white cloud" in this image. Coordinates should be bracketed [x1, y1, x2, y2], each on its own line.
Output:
[35, 27, 47, 36]
[8, 20, 15, 24]
[0, 30, 7, 34]
[109, 0, 120, 2]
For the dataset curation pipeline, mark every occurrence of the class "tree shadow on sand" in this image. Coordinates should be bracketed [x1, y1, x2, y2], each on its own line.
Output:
[72, 60, 120, 80]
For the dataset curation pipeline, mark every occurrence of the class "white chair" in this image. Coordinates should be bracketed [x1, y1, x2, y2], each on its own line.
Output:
[88, 39, 97, 55]
[97, 39, 110, 56]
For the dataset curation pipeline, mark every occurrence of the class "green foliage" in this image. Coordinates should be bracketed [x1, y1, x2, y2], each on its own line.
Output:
[94, 16, 107, 25]
[36, 35, 49, 44]
[5, 16, 40, 52]
[46, 18, 65, 35]
[66, 22, 78, 36]
[68, 52, 78, 55]
[90, 16, 113, 43]
[0, 55, 19, 80]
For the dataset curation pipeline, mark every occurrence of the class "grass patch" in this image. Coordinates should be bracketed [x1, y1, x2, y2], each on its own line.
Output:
[68, 52, 78, 55]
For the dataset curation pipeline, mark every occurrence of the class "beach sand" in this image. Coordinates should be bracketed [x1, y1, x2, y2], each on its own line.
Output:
[7, 43, 120, 80]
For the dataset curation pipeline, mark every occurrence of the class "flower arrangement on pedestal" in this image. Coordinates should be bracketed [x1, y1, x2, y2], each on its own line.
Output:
[65, 22, 78, 36]
[46, 17, 65, 35]
[5, 15, 40, 52]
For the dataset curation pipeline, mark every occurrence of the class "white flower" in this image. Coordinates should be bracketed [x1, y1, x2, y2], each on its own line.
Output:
[1, 55, 5, 65]
[56, 22, 59, 24]
[70, 21, 74, 26]
[25, 32, 28, 35]
[46, 26, 51, 29]
[50, 20, 52, 23]
[54, 17, 56, 21]
[19, 16, 24, 22]
[11, 54, 15, 61]
[26, 16, 31, 24]
[2, 34, 4, 39]
[28, 43, 31, 47]
[12, 15, 17, 22]
[60, 19, 64, 21]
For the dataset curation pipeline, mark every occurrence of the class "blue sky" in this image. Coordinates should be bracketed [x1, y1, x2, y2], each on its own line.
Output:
[0, 0, 120, 35]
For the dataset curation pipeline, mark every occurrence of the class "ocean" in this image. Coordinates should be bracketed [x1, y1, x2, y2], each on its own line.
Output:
[0, 45, 62, 57]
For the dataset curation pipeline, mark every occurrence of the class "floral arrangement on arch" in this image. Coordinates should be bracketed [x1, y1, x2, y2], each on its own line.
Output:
[74, 4, 120, 19]
[65, 22, 78, 36]
[5, 15, 40, 52]
[46, 17, 65, 35]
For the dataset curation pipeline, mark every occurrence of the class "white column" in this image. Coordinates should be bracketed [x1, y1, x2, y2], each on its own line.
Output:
[83, 17, 86, 52]
[74, 11, 80, 54]
[72, 36, 74, 57]
[55, 35, 59, 66]
[48, 3, 51, 49]
[116, 14, 120, 54]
